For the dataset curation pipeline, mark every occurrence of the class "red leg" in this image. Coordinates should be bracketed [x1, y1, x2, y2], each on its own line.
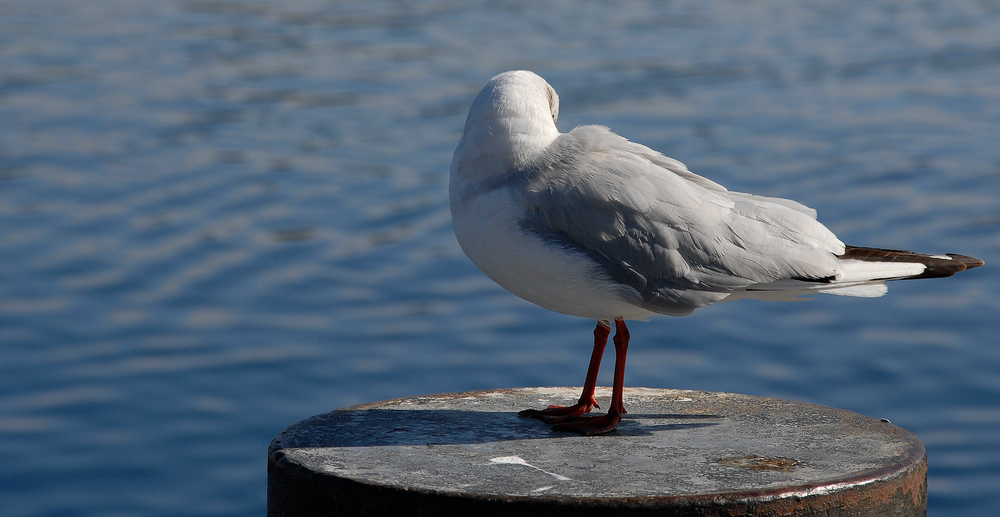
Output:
[551, 318, 629, 435]
[519, 320, 610, 422]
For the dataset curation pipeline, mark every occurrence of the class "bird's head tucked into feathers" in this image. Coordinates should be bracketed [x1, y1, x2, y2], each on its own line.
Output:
[451, 71, 561, 184]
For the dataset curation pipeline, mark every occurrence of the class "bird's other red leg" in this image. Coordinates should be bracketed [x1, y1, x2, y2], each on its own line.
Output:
[551, 318, 629, 435]
[519, 320, 610, 422]
[609, 317, 629, 417]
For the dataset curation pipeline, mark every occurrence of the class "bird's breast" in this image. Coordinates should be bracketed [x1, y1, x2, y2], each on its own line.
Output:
[452, 188, 656, 321]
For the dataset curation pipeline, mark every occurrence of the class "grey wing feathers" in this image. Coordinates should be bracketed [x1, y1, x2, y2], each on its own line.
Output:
[728, 192, 818, 219]
[520, 125, 844, 315]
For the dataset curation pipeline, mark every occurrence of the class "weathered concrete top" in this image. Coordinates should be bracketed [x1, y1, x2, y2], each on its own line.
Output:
[268, 387, 925, 515]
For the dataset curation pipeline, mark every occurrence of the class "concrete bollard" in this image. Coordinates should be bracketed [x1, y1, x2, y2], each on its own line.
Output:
[268, 387, 926, 516]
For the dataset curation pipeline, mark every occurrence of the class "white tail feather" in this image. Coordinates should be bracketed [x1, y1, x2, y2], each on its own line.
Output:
[818, 283, 888, 298]
[837, 259, 926, 283]
[723, 253, 948, 303]
[723, 278, 890, 303]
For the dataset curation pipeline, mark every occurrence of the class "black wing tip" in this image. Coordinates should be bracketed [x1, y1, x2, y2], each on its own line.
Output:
[840, 245, 984, 279]
[946, 253, 985, 270]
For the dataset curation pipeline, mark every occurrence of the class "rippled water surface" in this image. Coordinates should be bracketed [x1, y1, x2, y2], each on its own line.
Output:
[2, 1, 999, 515]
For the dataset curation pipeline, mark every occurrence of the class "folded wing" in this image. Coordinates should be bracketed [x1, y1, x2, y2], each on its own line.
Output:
[519, 125, 849, 315]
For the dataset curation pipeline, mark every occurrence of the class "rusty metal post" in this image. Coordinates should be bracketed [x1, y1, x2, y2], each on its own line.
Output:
[268, 388, 926, 516]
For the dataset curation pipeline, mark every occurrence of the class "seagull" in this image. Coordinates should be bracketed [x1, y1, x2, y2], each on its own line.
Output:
[449, 70, 984, 435]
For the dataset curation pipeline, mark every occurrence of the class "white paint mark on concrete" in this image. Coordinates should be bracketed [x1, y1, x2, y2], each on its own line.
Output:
[489, 455, 572, 481]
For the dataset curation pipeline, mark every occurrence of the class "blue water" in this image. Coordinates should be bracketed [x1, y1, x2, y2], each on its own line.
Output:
[1, 1, 998, 515]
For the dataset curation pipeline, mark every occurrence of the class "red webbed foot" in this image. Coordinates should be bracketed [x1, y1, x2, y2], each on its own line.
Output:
[518, 396, 599, 423]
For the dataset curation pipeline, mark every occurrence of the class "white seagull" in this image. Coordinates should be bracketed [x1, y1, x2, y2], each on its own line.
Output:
[449, 70, 984, 435]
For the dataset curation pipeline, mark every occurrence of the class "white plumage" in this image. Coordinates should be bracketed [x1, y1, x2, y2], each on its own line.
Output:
[450, 71, 950, 319]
